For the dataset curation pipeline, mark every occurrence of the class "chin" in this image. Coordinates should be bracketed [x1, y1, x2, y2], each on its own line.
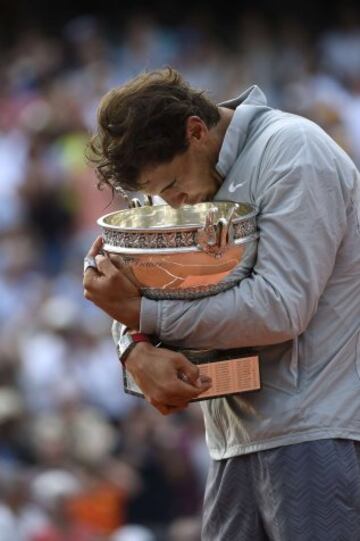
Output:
[188, 194, 212, 205]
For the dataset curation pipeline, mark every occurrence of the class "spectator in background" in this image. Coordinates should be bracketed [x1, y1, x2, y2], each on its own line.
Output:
[0, 466, 48, 541]
[110, 524, 156, 541]
[29, 469, 96, 541]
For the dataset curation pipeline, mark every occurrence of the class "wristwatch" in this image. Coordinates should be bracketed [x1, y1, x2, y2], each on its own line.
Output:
[117, 331, 151, 366]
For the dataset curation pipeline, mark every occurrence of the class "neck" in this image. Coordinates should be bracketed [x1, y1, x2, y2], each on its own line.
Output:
[208, 106, 234, 183]
[217, 106, 235, 138]
[211, 107, 234, 155]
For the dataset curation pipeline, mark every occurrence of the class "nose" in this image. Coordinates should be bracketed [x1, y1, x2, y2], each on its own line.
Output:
[165, 192, 188, 208]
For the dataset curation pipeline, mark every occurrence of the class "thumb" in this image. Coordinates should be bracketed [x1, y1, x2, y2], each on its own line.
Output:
[88, 236, 104, 257]
[174, 354, 211, 388]
[174, 354, 199, 385]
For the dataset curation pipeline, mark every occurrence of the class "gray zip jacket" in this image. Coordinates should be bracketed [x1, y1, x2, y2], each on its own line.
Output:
[116, 86, 360, 460]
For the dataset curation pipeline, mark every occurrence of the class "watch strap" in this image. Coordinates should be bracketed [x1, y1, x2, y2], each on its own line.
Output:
[130, 332, 151, 343]
[118, 332, 151, 366]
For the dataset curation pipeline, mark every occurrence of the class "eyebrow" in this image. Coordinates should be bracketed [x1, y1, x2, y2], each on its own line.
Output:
[160, 179, 176, 194]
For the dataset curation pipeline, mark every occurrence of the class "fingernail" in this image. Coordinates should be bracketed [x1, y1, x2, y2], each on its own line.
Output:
[196, 376, 212, 387]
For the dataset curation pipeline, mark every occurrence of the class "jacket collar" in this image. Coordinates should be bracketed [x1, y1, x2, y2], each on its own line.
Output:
[216, 85, 268, 178]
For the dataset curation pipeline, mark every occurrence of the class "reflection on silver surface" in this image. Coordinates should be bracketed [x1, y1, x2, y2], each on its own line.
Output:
[99, 201, 256, 230]
[97, 201, 259, 299]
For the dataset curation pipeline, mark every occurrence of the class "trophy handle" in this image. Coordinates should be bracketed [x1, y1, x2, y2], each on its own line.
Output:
[143, 195, 154, 206]
[196, 204, 238, 257]
[130, 198, 142, 208]
[124, 195, 154, 208]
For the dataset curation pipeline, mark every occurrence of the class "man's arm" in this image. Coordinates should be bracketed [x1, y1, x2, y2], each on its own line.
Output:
[84, 121, 351, 412]
[140, 122, 349, 349]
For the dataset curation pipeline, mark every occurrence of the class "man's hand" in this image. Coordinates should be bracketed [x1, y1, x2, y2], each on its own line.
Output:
[125, 342, 212, 415]
[83, 236, 141, 329]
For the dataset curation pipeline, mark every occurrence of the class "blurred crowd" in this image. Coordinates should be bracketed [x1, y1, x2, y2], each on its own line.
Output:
[0, 6, 359, 541]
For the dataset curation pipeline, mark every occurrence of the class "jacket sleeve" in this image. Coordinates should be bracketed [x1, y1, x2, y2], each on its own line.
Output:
[139, 120, 349, 349]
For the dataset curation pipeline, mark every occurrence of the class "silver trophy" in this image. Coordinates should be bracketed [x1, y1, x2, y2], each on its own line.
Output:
[97, 200, 261, 399]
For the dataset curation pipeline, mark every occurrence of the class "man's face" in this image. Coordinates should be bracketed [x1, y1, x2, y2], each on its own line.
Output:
[137, 116, 222, 208]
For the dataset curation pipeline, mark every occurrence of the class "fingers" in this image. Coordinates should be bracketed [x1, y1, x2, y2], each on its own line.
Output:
[87, 236, 104, 258]
[83, 237, 103, 277]
[83, 253, 112, 299]
[94, 254, 139, 290]
[108, 253, 127, 270]
[142, 373, 207, 406]
[84, 239, 140, 297]
[83, 255, 97, 275]
[173, 353, 212, 389]
[94, 254, 116, 276]
[157, 372, 211, 405]
[83, 237, 104, 280]
[173, 353, 199, 383]
[125, 345, 212, 412]
[108, 254, 142, 287]
[171, 377, 212, 400]
[83, 252, 138, 293]
[179, 371, 212, 389]
[146, 350, 212, 403]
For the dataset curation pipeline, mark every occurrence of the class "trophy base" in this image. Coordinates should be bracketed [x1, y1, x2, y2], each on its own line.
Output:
[123, 347, 261, 402]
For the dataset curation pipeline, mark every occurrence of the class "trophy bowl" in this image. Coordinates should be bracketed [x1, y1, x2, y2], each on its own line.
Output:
[97, 201, 258, 300]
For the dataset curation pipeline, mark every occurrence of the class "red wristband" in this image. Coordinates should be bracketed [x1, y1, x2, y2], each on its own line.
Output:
[129, 332, 151, 343]
[118, 332, 151, 366]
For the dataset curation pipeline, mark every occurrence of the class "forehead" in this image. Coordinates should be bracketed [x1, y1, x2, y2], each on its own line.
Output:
[138, 158, 179, 190]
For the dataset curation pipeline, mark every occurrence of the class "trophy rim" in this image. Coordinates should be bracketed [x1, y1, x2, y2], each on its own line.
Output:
[102, 231, 259, 255]
[97, 201, 258, 233]
[97, 200, 259, 256]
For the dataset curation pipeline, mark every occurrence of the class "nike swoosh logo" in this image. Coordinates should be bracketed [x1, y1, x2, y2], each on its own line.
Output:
[228, 179, 245, 193]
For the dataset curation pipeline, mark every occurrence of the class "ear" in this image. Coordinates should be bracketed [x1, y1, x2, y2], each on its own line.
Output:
[185, 116, 208, 143]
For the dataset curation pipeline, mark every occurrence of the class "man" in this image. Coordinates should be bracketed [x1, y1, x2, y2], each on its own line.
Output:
[84, 68, 360, 540]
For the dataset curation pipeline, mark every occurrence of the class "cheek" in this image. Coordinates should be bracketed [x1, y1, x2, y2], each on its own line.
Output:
[190, 174, 213, 194]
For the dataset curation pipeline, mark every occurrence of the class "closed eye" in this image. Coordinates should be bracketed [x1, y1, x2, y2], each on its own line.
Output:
[160, 179, 177, 194]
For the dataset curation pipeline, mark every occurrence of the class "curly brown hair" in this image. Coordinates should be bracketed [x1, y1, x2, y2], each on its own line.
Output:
[86, 67, 220, 193]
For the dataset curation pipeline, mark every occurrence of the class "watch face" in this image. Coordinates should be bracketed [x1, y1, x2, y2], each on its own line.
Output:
[118, 332, 134, 356]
